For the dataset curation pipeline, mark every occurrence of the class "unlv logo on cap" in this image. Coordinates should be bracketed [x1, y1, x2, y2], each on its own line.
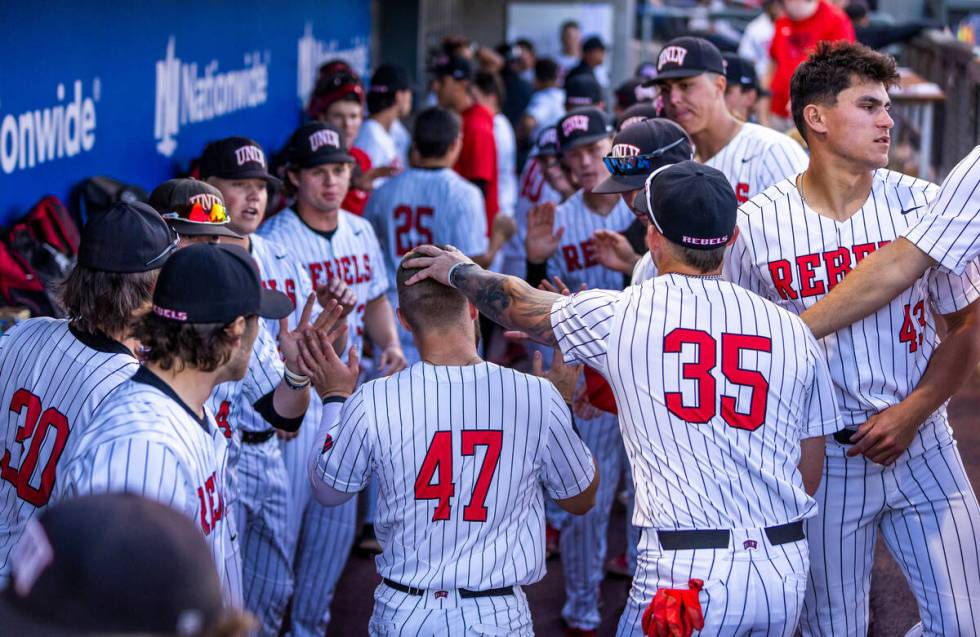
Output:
[658, 46, 688, 70]
[188, 193, 222, 209]
[539, 128, 558, 147]
[612, 143, 641, 157]
[562, 114, 590, 137]
[235, 145, 266, 167]
[309, 129, 340, 152]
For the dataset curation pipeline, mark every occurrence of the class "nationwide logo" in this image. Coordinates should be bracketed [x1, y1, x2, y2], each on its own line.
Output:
[296, 22, 368, 105]
[0, 79, 98, 175]
[154, 37, 270, 158]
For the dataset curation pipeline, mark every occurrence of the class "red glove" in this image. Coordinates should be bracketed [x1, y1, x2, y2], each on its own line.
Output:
[641, 579, 705, 637]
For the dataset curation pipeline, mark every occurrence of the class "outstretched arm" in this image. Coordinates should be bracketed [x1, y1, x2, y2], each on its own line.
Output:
[403, 245, 562, 345]
[801, 238, 935, 339]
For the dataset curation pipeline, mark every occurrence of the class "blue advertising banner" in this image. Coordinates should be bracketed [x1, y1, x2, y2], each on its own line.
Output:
[0, 1, 370, 225]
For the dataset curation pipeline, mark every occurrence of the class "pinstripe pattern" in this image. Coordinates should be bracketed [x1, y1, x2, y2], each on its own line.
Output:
[546, 190, 634, 290]
[551, 275, 840, 634]
[704, 122, 809, 204]
[725, 169, 980, 636]
[258, 210, 388, 636]
[312, 362, 595, 632]
[364, 167, 489, 362]
[499, 156, 565, 279]
[55, 370, 240, 604]
[0, 319, 138, 584]
[903, 145, 980, 276]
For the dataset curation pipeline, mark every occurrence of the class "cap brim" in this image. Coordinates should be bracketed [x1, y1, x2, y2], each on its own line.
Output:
[560, 132, 610, 154]
[259, 288, 294, 320]
[593, 173, 647, 194]
[635, 189, 652, 217]
[300, 154, 356, 168]
[167, 220, 243, 239]
[643, 69, 706, 85]
[222, 169, 283, 189]
[530, 145, 558, 158]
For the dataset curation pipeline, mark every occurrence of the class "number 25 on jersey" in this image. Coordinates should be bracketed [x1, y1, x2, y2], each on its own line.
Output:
[415, 429, 502, 522]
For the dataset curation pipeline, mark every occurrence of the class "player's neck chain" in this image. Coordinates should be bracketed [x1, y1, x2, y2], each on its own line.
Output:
[670, 272, 723, 281]
[422, 355, 484, 367]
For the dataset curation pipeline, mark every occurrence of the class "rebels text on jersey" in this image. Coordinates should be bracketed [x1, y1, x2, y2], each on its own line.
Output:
[551, 276, 842, 530]
[725, 171, 980, 445]
[0, 319, 138, 580]
[547, 191, 634, 290]
[704, 122, 809, 203]
[311, 362, 595, 591]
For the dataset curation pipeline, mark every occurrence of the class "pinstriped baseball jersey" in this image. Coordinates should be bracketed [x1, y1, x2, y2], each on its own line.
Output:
[56, 367, 237, 599]
[311, 362, 596, 591]
[547, 191, 634, 290]
[724, 171, 980, 445]
[550, 276, 842, 529]
[631, 252, 656, 286]
[499, 156, 564, 277]
[250, 233, 317, 339]
[258, 207, 389, 351]
[704, 122, 809, 204]
[0, 319, 138, 581]
[363, 167, 489, 296]
[903, 145, 980, 275]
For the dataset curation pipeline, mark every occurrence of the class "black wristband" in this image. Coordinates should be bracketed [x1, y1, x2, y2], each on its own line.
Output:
[322, 395, 348, 405]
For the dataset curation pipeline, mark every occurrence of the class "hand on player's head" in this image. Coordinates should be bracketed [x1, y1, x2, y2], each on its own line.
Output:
[401, 244, 475, 287]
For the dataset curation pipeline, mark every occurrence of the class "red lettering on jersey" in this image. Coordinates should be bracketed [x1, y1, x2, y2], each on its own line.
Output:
[767, 260, 798, 300]
[581, 240, 598, 268]
[214, 401, 232, 439]
[796, 253, 826, 297]
[562, 245, 582, 272]
[362, 254, 372, 280]
[325, 260, 335, 281]
[196, 472, 224, 536]
[197, 486, 211, 535]
[822, 247, 852, 290]
[520, 160, 544, 202]
[284, 279, 296, 306]
[340, 256, 354, 285]
[309, 263, 324, 289]
[852, 242, 876, 264]
[735, 182, 750, 203]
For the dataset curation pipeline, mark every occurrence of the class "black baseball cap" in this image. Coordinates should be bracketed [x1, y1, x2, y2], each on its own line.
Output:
[636, 161, 737, 250]
[557, 107, 611, 153]
[647, 36, 725, 84]
[582, 35, 606, 52]
[0, 494, 225, 636]
[564, 73, 602, 108]
[77, 201, 178, 273]
[616, 102, 661, 132]
[723, 53, 767, 95]
[531, 126, 560, 157]
[148, 179, 242, 239]
[198, 136, 282, 188]
[594, 118, 692, 194]
[431, 54, 472, 81]
[370, 63, 411, 94]
[287, 121, 355, 168]
[152, 243, 292, 323]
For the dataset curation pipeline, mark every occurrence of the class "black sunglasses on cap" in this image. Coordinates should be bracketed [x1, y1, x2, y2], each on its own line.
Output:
[602, 138, 688, 176]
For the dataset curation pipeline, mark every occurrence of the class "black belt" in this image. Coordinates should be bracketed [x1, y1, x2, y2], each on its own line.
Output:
[241, 429, 276, 444]
[833, 428, 858, 445]
[657, 520, 805, 550]
[382, 578, 513, 599]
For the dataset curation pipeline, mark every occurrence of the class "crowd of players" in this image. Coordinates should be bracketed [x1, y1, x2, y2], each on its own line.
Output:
[1, 11, 980, 637]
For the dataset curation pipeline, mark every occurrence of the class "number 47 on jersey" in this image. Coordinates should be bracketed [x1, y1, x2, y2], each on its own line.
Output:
[414, 429, 502, 522]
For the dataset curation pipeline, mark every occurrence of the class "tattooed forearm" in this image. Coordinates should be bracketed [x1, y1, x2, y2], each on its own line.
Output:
[451, 264, 560, 345]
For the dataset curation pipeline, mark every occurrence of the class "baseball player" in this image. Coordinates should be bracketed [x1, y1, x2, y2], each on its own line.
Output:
[56, 244, 296, 605]
[363, 107, 489, 364]
[724, 42, 980, 636]
[401, 160, 841, 636]
[308, 250, 599, 636]
[0, 202, 174, 586]
[522, 106, 634, 634]
[802, 143, 980, 338]
[650, 36, 808, 203]
[259, 120, 406, 637]
[356, 63, 412, 187]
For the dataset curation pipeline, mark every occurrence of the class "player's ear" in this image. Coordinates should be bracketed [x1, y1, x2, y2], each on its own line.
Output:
[287, 168, 301, 190]
[727, 226, 740, 247]
[395, 307, 411, 332]
[644, 223, 658, 253]
[802, 103, 827, 138]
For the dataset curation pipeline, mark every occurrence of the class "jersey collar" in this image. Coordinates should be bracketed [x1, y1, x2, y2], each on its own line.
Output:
[69, 325, 134, 357]
[131, 367, 212, 433]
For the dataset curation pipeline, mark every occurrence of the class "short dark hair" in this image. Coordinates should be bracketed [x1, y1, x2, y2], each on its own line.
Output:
[535, 58, 560, 84]
[132, 314, 240, 373]
[515, 38, 535, 54]
[367, 91, 396, 115]
[413, 107, 461, 159]
[474, 71, 505, 104]
[790, 41, 899, 142]
[396, 249, 468, 332]
[561, 20, 580, 33]
[59, 266, 157, 338]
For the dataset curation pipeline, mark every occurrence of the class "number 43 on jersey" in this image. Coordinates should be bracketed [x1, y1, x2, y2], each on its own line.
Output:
[414, 429, 502, 522]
